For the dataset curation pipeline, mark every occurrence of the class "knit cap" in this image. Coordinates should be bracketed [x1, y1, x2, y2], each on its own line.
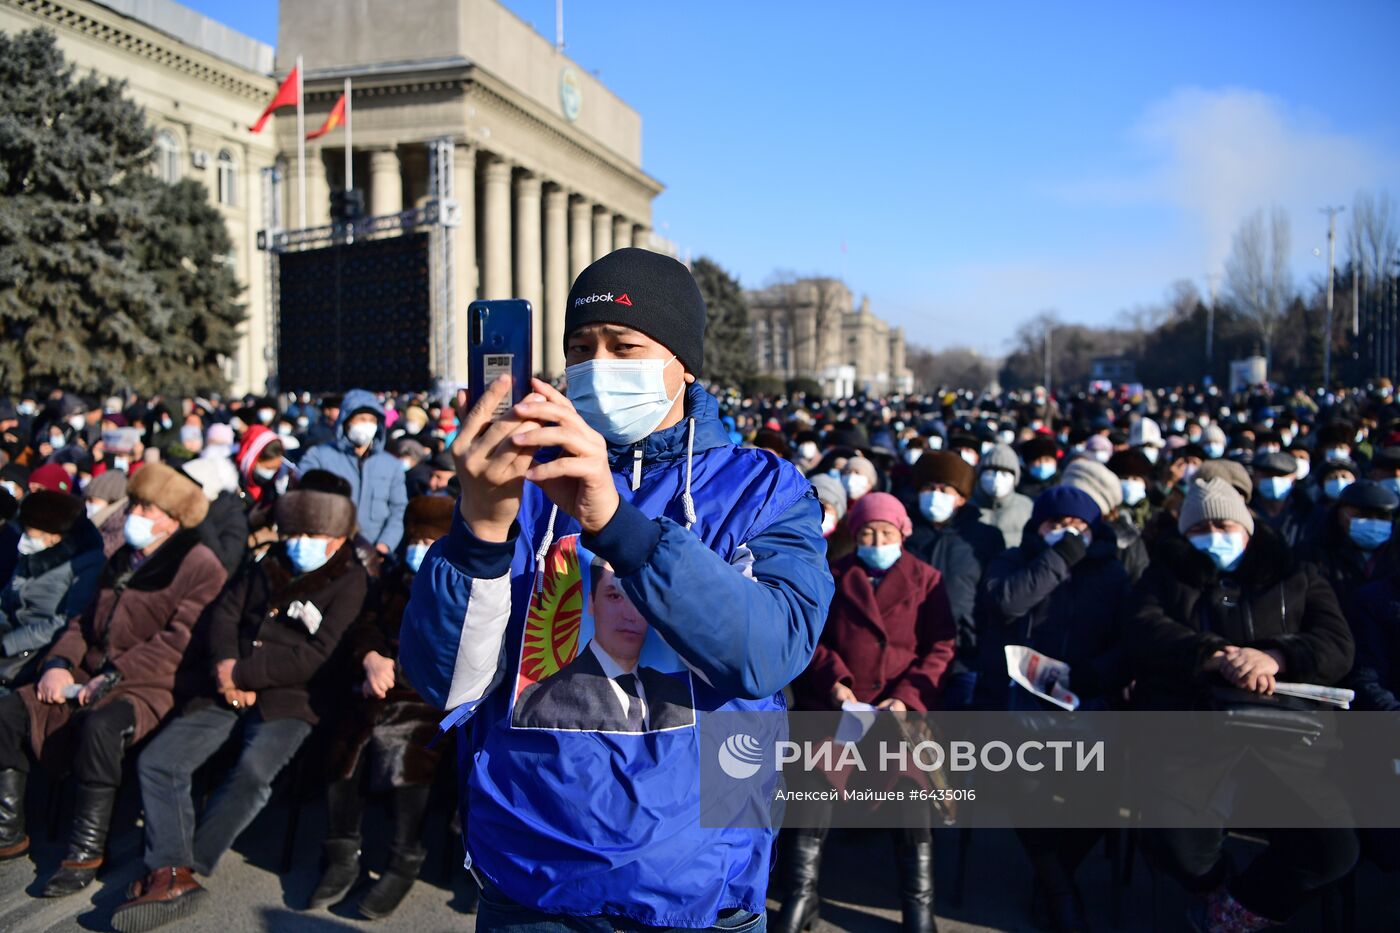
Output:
[1060, 458, 1123, 515]
[1031, 486, 1101, 529]
[565, 247, 706, 376]
[847, 491, 912, 537]
[979, 443, 1021, 483]
[808, 474, 847, 522]
[1178, 477, 1255, 536]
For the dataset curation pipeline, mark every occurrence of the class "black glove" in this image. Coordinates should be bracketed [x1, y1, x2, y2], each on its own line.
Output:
[1052, 531, 1088, 568]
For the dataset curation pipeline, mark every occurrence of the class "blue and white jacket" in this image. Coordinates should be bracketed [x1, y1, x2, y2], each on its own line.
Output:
[400, 384, 832, 927]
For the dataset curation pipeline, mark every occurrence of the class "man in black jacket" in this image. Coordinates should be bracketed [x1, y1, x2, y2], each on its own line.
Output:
[903, 451, 1002, 709]
[113, 478, 367, 932]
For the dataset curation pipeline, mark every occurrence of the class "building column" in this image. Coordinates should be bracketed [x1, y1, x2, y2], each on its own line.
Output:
[632, 223, 649, 251]
[480, 154, 512, 301]
[569, 195, 593, 281]
[592, 205, 613, 260]
[612, 216, 632, 250]
[451, 143, 478, 382]
[543, 184, 569, 378]
[513, 170, 544, 376]
[305, 147, 330, 227]
[368, 147, 402, 217]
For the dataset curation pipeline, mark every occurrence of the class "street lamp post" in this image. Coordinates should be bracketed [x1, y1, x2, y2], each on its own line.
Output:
[1320, 206, 1345, 389]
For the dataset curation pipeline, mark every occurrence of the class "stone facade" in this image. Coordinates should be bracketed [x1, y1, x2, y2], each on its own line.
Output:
[748, 280, 913, 397]
[1, 0, 663, 392]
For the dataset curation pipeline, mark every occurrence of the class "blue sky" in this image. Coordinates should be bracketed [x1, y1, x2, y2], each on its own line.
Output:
[183, 0, 1400, 354]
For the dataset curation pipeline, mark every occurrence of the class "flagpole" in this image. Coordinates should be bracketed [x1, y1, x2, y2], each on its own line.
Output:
[344, 77, 353, 193]
[296, 54, 306, 230]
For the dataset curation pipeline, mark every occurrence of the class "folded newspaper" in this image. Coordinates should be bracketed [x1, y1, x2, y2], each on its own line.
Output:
[1005, 645, 1080, 711]
[1272, 682, 1354, 709]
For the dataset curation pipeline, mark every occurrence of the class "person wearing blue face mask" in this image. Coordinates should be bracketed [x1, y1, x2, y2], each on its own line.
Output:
[979, 484, 1129, 931]
[904, 452, 1005, 711]
[1015, 435, 1060, 500]
[117, 477, 365, 931]
[400, 247, 833, 932]
[1249, 451, 1311, 550]
[307, 495, 456, 921]
[1302, 481, 1399, 621]
[786, 491, 954, 933]
[1129, 476, 1356, 931]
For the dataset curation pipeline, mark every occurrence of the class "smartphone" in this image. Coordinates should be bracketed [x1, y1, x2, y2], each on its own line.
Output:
[467, 299, 533, 420]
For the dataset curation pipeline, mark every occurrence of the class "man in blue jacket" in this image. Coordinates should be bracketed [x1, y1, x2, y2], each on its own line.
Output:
[299, 389, 407, 555]
[401, 247, 833, 930]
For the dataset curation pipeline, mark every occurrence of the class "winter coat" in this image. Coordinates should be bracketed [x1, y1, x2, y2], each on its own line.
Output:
[1301, 510, 1397, 618]
[400, 383, 833, 926]
[298, 389, 408, 552]
[977, 528, 1131, 710]
[197, 491, 249, 577]
[1348, 576, 1400, 711]
[0, 522, 104, 658]
[1127, 526, 1353, 711]
[194, 542, 367, 725]
[795, 551, 955, 712]
[905, 508, 999, 669]
[19, 530, 226, 769]
[1250, 492, 1312, 553]
[973, 487, 1033, 549]
[324, 565, 446, 788]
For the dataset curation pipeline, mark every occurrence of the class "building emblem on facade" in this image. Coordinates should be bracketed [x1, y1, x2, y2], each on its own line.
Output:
[560, 66, 582, 122]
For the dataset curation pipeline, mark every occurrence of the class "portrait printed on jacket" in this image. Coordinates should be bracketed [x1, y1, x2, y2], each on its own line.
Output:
[511, 534, 695, 733]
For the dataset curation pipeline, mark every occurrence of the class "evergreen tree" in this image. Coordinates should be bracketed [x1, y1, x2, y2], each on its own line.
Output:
[691, 256, 752, 388]
[0, 27, 243, 395]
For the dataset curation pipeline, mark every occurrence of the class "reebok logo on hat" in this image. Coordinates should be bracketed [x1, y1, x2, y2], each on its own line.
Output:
[573, 291, 634, 308]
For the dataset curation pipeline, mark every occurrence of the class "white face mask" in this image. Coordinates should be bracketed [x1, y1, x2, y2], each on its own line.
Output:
[124, 513, 163, 550]
[820, 512, 837, 538]
[841, 472, 871, 501]
[979, 469, 1015, 500]
[68, 414, 87, 432]
[86, 501, 102, 519]
[958, 448, 979, 467]
[1293, 459, 1311, 481]
[919, 489, 957, 524]
[903, 448, 923, 465]
[1142, 446, 1160, 464]
[566, 356, 684, 446]
[1121, 479, 1146, 506]
[799, 442, 819, 462]
[346, 420, 378, 448]
[257, 409, 275, 424]
[254, 465, 279, 481]
[18, 533, 47, 556]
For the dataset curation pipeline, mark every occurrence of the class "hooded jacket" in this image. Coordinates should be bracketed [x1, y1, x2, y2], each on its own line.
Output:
[298, 389, 408, 551]
[972, 485, 1033, 549]
[1128, 526, 1353, 710]
[400, 383, 832, 927]
[0, 521, 104, 657]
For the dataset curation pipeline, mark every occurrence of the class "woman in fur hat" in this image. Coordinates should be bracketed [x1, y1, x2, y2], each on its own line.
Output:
[114, 479, 367, 933]
[0, 463, 226, 898]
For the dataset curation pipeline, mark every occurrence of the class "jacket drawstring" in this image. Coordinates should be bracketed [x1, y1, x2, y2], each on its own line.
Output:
[534, 503, 558, 593]
[682, 417, 697, 530]
[631, 447, 643, 491]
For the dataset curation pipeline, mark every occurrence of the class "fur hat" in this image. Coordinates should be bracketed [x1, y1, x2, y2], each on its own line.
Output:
[127, 462, 208, 529]
[19, 490, 82, 536]
[275, 489, 357, 538]
[912, 451, 975, 499]
[404, 495, 455, 543]
[1179, 477, 1255, 536]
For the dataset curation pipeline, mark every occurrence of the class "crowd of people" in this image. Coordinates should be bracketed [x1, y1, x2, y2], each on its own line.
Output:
[1, 358, 1398, 933]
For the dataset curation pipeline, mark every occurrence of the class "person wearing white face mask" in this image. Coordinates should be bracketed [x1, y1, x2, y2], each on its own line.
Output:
[972, 443, 1033, 548]
[0, 492, 104, 693]
[117, 481, 365, 931]
[308, 495, 454, 920]
[81, 469, 130, 558]
[299, 390, 408, 558]
[905, 452, 1004, 710]
[840, 455, 878, 506]
[0, 464, 224, 898]
[400, 247, 833, 930]
[808, 474, 849, 563]
[1129, 476, 1357, 931]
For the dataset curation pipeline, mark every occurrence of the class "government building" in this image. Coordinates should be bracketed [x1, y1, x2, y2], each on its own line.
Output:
[747, 278, 914, 398]
[0, 0, 666, 393]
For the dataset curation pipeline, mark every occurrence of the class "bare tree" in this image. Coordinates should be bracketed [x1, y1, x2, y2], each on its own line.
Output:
[907, 345, 993, 391]
[807, 276, 846, 375]
[1225, 207, 1292, 369]
[1349, 189, 1399, 296]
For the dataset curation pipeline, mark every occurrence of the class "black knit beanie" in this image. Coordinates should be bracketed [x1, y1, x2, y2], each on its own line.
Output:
[564, 247, 706, 376]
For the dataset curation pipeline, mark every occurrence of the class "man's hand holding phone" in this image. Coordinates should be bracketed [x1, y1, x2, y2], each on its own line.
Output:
[453, 376, 543, 542]
[510, 379, 620, 535]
